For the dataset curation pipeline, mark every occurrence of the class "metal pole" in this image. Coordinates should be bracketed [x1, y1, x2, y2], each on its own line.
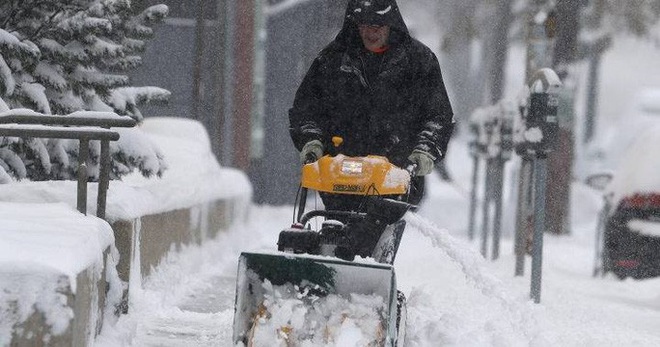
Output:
[192, 0, 206, 121]
[222, 0, 236, 166]
[214, 0, 228, 162]
[530, 156, 548, 303]
[480, 159, 492, 257]
[518, 0, 549, 276]
[491, 157, 504, 260]
[77, 139, 89, 215]
[584, 51, 601, 144]
[514, 157, 532, 276]
[97, 139, 110, 219]
[468, 152, 479, 240]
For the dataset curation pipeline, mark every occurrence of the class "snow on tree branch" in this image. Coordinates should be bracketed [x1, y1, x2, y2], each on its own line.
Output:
[109, 86, 170, 121]
[0, 28, 40, 61]
[0, 55, 15, 95]
[0, 96, 8, 112]
[142, 5, 169, 23]
[18, 82, 51, 114]
[0, 0, 170, 183]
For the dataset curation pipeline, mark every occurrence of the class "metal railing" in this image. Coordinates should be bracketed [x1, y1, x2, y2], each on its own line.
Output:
[0, 111, 137, 219]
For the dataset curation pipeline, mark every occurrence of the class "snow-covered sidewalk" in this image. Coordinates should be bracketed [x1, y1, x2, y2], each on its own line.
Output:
[95, 140, 660, 346]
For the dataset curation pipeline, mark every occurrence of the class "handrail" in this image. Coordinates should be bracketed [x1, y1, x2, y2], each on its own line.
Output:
[0, 125, 120, 141]
[0, 112, 136, 128]
[0, 111, 137, 219]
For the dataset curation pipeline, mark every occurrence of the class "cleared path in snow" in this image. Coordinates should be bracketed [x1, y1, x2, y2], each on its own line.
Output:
[96, 145, 660, 346]
[95, 198, 547, 346]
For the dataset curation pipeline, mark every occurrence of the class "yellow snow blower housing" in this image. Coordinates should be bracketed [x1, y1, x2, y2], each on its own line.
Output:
[301, 154, 411, 196]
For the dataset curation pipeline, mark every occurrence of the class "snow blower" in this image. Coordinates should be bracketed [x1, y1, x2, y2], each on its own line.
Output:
[233, 137, 415, 346]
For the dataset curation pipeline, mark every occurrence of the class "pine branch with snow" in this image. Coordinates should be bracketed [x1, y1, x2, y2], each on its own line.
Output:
[0, 0, 170, 115]
[0, 0, 170, 183]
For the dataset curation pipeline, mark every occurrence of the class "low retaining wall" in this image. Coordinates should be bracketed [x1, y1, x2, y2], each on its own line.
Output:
[9, 248, 110, 347]
[2, 118, 252, 345]
[4, 195, 248, 346]
[113, 198, 240, 283]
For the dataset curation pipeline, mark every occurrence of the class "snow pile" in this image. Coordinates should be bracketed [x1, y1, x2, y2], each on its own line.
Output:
[637, 88, 660, 113]
[109, 117, 252, 221]
[0, 202, 121, 345]
[607, 123, 660, 204]
[401, 212, 550, 346]
[247, 280, 385, 347]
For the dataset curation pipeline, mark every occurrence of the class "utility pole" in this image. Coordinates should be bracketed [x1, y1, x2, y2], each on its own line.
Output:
[440, 0, 478, 126]
[582, 0, 611, 144]
[486, 0, 513, 104]
[542, 0, 580, 236]
[215, 0, 235, 166]
[192, 0, 206, 122]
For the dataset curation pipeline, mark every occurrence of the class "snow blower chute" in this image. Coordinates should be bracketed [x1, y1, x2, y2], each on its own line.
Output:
[233, 137, 415, 346]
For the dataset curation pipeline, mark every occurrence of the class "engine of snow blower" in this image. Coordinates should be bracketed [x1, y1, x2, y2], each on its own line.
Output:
[233, 137, 415, 346]
[278, 187, 414, 263]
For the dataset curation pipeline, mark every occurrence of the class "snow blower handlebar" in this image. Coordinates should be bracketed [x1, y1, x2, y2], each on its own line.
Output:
[406, 163, 418, 177]
[299, 210, 368, 226]
[304, 152, 318, 164]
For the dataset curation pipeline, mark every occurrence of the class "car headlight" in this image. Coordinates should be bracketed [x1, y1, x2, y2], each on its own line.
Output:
[341, 160, 363, 174]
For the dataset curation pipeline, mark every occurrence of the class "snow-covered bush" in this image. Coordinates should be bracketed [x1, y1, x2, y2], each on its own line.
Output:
[0, 0, 169, 182]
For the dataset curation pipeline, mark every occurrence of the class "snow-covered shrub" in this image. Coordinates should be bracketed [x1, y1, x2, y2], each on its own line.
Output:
[0, 0, 169, 182]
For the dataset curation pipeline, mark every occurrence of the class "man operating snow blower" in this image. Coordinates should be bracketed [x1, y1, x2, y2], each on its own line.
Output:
[232, 1, 454, 345]
[289, 0, 455, 255]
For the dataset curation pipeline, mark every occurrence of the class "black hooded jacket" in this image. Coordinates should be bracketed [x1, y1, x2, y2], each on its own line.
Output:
[289, 0, 454, 168]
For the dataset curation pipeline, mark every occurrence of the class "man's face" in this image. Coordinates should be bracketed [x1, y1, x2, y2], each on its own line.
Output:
[358, 24, 390, 52]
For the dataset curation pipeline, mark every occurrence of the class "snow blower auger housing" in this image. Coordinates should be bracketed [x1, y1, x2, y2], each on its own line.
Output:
[234, 140, 415, 346]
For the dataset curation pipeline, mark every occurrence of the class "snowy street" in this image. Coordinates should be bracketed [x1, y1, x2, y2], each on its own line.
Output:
[96, 140, 660, 346]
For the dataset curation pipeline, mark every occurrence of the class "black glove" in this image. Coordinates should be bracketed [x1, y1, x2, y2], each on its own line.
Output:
[407, 149, 435, 176]
[300, 140, 323, 164]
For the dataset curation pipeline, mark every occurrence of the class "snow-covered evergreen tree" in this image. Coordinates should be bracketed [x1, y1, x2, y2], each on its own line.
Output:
[0, 0, 169, 182]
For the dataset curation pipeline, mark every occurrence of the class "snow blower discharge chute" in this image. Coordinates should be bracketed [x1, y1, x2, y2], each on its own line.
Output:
[233, 137, 415, 346]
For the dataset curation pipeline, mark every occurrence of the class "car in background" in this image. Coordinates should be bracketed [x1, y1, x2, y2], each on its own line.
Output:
[590, 122, 660, 279]
[595, 88, 660, 171]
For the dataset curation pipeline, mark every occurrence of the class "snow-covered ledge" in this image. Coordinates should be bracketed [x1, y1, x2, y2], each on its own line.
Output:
[100, 118, 252, 285]
[0, 118, 252, 344]
[0, 202, 120, 346]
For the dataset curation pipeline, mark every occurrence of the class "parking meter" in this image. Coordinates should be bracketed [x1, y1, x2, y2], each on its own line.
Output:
[517, 68, 562, 158]
[527, 91, 559, 156]
[524, 68, 562, 303]
[468, 119, 481, 159]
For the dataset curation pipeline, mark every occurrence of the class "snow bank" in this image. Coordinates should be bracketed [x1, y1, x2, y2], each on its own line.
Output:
[0, 202, 114, 290]
[0, 117, 252, 222]
[403, 213, 548, 346]
[0, 202, 117, 345]
[108, 117, 252, 221]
